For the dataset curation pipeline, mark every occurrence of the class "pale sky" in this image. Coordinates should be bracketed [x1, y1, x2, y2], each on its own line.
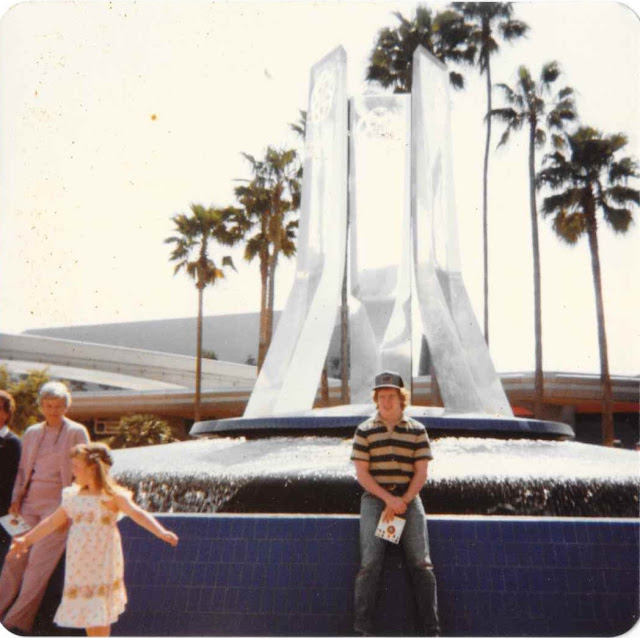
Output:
[0, 0, 638, 376]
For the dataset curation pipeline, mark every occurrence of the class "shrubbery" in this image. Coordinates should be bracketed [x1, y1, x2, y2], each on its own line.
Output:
[108, 413, 176, 449]
[0, 365, 50, 435]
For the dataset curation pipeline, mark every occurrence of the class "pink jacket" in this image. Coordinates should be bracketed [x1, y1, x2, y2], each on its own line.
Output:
[12, 418, 90, 504]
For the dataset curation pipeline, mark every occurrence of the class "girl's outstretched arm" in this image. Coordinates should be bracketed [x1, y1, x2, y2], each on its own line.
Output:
[9, 506, 69, 557]
[113, 492, 178, 547]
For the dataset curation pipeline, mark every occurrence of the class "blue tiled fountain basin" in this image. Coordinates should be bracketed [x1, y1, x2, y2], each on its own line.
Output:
[111, 514, 639, 637]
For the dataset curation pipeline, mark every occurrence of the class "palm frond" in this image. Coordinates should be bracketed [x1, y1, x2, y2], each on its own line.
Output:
[221, 255, 237, 272]
[366, 4, 475, 92]
[172, 261, 186, 276]
[244, 234, 267, 261]
[536, 158, 573, 189]
[534, 128, 546, 148]
[495, 82, 516, 104]
[609, 157, 639, 182]
[605, 185, 640, 206]
[540, 61, 560, 85]
[608, 133, 628, 153]
[547, 106, 577, 130]
[557, 87, 574, 100]
[490, 106, 518, 122]
[241, 152, 258, 168]
[537, 121, 638, 253]
[500, 19, 529, 41]
[168, 244, 190, 263]
[496, 129, 511, 148]
[449, 71, 465, 89]
[600, 201, 634, 233]
[540, 189, 582, 215]
[185, 261, 198, 280]
[165, 201, 246, 292]
[289, 110, 307, 140]
[517, 65, 534, 90]
[551, 210, 587, 243]
[550, 133, 567, 151]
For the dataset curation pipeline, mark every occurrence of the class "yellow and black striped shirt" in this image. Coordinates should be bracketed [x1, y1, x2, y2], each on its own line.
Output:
[350, 414, 433, 487]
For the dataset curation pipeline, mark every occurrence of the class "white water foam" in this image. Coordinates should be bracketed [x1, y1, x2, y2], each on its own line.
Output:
[112, 436, 640, 484]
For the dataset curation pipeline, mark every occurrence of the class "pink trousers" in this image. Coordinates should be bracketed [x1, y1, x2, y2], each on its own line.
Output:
[0, 484, 67, 633]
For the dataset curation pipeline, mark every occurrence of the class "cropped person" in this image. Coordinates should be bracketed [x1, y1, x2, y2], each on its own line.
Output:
[351, 371, 439, 636]
[0, 381, 90, 635]
[0, 391, 22, 554]
[9, 442, 179, 637]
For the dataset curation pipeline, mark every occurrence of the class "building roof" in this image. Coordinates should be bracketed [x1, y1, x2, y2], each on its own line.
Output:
[2, 323, 637, 423]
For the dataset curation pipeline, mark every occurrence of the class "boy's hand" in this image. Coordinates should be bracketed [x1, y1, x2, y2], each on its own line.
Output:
[162, 531, 179, 547]
[381, 506, 396, 523]
[386, 495, 407, 516]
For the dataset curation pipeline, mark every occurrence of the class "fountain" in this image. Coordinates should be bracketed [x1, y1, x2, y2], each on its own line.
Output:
[104, 46, 639, 638]
[111, 433, 639, 518]
[13, 46, 638, 637]
[108, 404, 639, 633]
[157, 44, 636, 521]
[105, 432, 638, 637]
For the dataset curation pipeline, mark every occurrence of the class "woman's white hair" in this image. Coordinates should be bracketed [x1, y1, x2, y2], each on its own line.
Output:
[38, 381, 72, 407]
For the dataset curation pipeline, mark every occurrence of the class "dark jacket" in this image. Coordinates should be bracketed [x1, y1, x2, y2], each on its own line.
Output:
[0, 429, 21, 515]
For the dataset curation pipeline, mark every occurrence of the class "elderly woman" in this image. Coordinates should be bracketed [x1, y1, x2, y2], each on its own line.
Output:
[0, 381, 89, 635]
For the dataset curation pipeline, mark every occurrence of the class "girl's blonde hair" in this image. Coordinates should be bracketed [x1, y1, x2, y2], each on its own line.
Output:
[372, 387, 410, 411]
[71, 442, 119, 496]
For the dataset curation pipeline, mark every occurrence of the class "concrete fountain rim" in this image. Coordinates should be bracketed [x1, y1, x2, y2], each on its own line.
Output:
[190, 404, 575, 439]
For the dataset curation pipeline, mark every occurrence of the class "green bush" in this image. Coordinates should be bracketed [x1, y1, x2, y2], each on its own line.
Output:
[0, 365, 50, 435]
[109, 414, 175, 449]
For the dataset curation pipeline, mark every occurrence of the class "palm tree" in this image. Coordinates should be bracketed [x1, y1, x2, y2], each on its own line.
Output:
[289, 110, 307, 139]
[451, 2, 529, 344]
[235, 147, 301, 370]
[367, 5, 475, 92]
[491, 62, 577, 418]
[537, 127, 639, 445]
[165, 203, 246, 421]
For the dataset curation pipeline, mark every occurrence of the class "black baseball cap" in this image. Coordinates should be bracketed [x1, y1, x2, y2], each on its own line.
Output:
[373, 371, 404, 390]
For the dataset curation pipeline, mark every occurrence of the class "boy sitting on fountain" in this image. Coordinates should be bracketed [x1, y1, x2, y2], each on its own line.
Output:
[351, 371, 440, 636]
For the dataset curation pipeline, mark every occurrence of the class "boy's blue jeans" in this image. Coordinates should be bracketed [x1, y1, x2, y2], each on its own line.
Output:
[354, 492, 440, 636]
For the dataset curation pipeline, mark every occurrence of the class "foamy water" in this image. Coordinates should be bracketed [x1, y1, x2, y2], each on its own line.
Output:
[112, 436, 640, 484]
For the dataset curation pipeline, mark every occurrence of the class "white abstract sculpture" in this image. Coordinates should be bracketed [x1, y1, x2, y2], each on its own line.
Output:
[244, 47, 348, 416]
[245, 45, 512, 418]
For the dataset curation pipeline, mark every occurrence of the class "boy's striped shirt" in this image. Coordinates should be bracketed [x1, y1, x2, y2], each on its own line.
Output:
[350, 414, 433, 487]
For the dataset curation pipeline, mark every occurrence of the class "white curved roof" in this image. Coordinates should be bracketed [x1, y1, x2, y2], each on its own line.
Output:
[0, 332, 256, 390]
[0, 358, 182, 391]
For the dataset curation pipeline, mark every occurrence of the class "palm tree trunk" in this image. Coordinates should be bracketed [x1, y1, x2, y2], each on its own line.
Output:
[195, 286, 203, 423]
[585, 206, 615, 446]
[482, 56, 492, 346]
[340, 261, 350, 404]
[257, 255, 269, 371]
[528, 123, 544, 419]
[265, 251, 279, 361]
[341, 111, 351, 404]
[320, 365, 329, 406]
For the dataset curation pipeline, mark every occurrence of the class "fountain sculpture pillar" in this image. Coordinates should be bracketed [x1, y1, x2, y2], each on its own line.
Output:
[245, 45, 512, 418]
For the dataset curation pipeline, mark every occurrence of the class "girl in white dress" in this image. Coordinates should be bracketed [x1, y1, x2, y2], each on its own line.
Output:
[9, 442, 178, 636]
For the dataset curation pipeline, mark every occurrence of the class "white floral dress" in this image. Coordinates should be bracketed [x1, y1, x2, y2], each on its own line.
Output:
[54, 486, 127, 628]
